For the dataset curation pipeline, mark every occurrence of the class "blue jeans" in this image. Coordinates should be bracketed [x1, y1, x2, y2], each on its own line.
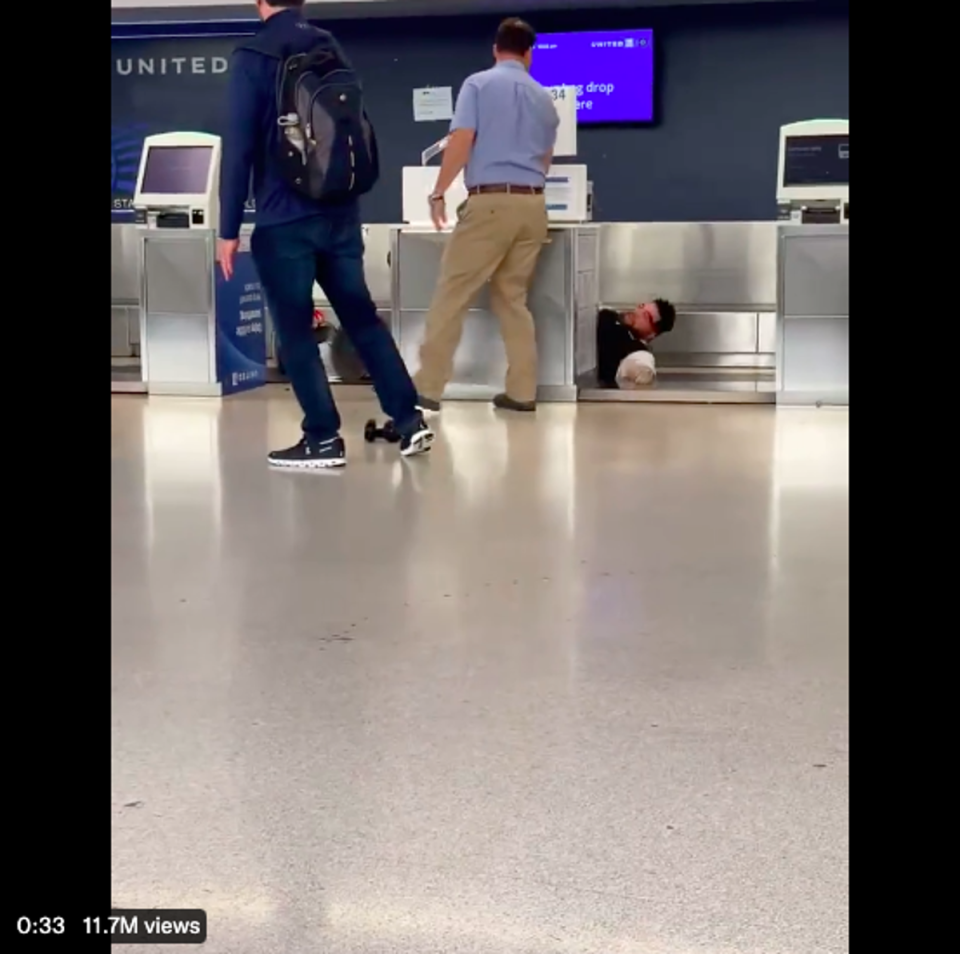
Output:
[251, 207, 420, 442]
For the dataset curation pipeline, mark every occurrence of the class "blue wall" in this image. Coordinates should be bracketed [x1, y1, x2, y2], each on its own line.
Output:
[111, 1, 848, 222]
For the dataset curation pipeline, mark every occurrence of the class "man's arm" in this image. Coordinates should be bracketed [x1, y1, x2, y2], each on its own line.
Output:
[219, 51, 261, 241]
[539, 89, 560, 174]
[434, 129, 475, 196]
[596, 309, 635, 386]
[432, 79, 478, 197]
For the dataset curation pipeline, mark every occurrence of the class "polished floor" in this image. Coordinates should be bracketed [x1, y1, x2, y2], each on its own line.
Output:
[111, 387, 849, 954]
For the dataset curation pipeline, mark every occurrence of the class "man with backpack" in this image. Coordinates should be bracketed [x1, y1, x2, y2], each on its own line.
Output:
[217, 0, 433, 468]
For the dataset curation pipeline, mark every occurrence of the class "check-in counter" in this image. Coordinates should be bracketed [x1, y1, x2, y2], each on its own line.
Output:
[390, 224, 600, 402]
[111, 223, 141, 360]
[114, 219, 835, 405]
[138, 223, 267, 396]
[776, 225, 848, 405]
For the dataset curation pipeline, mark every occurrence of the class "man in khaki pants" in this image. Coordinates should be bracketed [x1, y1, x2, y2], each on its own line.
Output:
[414, 17, 559, 413]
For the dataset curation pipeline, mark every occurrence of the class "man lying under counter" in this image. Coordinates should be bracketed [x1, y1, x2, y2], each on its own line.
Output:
[596, 299, 677, 389]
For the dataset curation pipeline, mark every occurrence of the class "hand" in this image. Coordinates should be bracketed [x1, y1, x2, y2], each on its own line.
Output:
[217, 238, 240, 280]
[429, 195, 447, 231]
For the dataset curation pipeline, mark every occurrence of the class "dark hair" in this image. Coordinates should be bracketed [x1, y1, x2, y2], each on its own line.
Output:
[263, 0, 304, 8]
[653, 298, 676, 334]
[495, 18, 536, 56]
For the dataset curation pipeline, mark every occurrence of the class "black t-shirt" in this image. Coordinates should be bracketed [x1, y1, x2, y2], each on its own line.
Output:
[596, 309, 649, 386]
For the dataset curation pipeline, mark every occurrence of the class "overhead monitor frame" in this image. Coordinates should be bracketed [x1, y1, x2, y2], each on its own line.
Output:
[777, 119, 849, 202]
[134, 131, 221, 207]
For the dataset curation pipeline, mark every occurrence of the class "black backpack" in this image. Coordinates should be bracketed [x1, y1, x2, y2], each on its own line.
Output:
[257, 41, 380, 202]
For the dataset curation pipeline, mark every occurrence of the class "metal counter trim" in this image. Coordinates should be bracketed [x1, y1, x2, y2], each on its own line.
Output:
[775, 224, 849, 407]
[139, 229, 219, 388]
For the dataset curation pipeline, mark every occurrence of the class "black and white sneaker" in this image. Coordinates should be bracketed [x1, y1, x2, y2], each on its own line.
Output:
[268, 436, 346, 469]
[399, 415, 435, 458]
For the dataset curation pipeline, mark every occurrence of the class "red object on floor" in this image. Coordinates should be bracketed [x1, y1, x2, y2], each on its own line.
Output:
[313, 308, 325, 328]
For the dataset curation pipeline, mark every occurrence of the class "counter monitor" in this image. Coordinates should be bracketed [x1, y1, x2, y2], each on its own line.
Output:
[140, 145, 214, 195]
[783, 134, 848, 188]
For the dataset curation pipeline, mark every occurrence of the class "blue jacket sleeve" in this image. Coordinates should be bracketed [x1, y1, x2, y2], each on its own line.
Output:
[219, 51, 261, 241]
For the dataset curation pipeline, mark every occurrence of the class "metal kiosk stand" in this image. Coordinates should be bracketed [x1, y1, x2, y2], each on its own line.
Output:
[133, 132, 267, 396]
[774, 119, 849, 406]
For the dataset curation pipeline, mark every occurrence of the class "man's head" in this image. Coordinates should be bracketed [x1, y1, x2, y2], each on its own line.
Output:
[255, 0, 303, 21]
[623, 298, 676, 341]
[493, 17, 537, 70]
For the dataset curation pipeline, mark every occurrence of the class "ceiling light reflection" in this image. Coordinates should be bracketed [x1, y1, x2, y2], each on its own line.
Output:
[142, 397, 223, 552]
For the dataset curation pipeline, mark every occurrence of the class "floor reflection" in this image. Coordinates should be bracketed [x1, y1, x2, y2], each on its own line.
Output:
[112, 388, 848, 954]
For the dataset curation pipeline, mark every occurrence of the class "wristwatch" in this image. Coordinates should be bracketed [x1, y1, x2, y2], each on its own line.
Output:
[429, 193, 445, 203]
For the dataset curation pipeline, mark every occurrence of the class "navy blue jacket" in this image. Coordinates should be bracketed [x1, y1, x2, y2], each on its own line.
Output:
[219, 10, 355, 240]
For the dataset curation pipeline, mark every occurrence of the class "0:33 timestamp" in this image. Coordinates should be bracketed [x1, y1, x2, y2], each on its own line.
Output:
[16, 917, 65, 935]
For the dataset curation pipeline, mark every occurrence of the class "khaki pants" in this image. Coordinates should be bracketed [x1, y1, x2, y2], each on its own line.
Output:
[413, 192, 549, 404]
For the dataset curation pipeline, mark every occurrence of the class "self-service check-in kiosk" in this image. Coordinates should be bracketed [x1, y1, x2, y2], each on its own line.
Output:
[133, 132, 267, 396]
[777, 119, 849, 226]
[775, 120, 849, 406]
[393, 88, 599, 402]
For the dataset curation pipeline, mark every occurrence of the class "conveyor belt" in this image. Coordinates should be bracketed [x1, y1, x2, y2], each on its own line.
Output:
[111, 361, 146, 393]
[114, 343, 775, 405]
[266, 365, 366, 385]
[111, 360, 366, 392]
[578, 368, 775, 404]
[115, 364, 774, 403]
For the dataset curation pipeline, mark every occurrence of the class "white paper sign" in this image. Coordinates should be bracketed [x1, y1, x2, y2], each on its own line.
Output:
[402, 167, 468, 226]
[545, 86, 578, 157]
[413, 87, 454, 123]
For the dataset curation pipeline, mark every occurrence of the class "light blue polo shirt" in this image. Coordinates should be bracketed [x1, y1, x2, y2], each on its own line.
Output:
[450, 59, 559, 189]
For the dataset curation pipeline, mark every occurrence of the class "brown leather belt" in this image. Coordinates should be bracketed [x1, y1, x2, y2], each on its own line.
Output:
[467, 184, 544, 195]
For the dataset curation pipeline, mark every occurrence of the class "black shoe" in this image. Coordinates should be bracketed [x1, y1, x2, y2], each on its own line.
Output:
[492, 393, 536, 412]
[399, 414, 435, 458]
[416, 395, 441, 415]
[268, 436, 346, 469]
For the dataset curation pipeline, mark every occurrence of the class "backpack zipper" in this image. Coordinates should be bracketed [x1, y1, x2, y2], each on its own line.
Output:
[305, 81, 359, 147]
[293, 70, 364, 190]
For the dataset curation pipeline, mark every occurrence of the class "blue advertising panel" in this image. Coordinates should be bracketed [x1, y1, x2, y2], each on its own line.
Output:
[215, 248, 267, 394]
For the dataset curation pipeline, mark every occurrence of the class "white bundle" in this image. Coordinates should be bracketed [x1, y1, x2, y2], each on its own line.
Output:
[615, 350, 657, 389]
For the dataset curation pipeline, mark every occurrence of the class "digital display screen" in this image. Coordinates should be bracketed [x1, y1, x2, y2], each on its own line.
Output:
[783, 135, 849, 187]
[140, 145, 212, 194]
[530, 29, 655, 124]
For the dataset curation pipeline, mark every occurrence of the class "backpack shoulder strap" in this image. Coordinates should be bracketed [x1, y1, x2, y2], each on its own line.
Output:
[235, 28, 352, 118]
